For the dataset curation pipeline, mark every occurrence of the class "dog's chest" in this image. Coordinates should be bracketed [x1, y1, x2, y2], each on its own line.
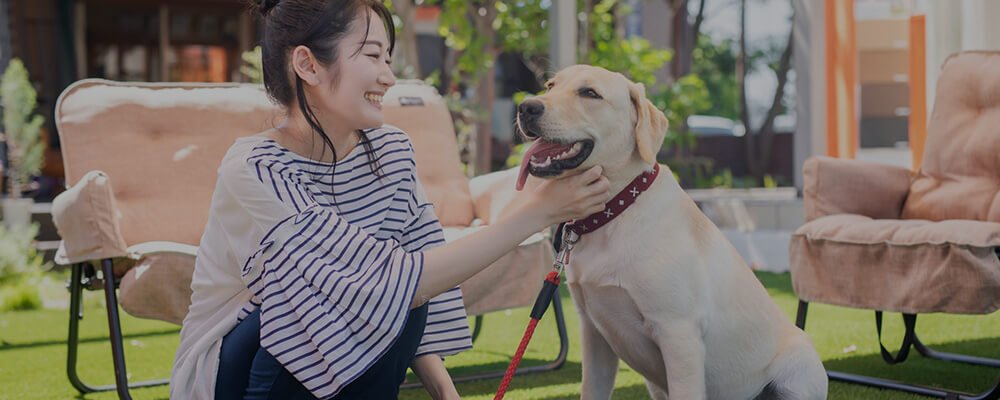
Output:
[567, 283, 667, 380]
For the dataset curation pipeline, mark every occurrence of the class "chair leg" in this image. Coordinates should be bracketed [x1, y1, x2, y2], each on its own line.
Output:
[913, 334, 1000, 368]
[65, 261, 169, 398]
[796, 300, 808, 330]
[470, 315, 484, 343]
[796, 300, 1000, 399]
[401, 294, 570, 389]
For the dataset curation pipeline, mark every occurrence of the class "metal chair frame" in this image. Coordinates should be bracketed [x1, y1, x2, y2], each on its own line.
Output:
[796, 300, 1000, 400]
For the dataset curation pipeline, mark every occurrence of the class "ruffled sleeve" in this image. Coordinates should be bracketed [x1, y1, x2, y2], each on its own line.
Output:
[398, 172, 473, 357]
[222, 155, 422, 399]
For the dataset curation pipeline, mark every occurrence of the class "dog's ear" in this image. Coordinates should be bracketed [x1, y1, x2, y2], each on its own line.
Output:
[629, 82, 669, 165]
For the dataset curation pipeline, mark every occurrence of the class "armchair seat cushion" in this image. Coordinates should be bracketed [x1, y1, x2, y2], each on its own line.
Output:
[790, 214, 1000, 314]
[119, 252, 195, 325]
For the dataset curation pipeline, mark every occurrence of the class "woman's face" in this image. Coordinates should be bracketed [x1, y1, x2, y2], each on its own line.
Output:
[312, 9, 396, 133]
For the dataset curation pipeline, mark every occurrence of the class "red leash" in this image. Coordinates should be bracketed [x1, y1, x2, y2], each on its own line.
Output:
[494, 231, 576, 400]
[493, 271, 561, 399]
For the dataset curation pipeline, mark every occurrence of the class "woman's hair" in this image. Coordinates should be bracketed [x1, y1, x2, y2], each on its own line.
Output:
[250, 0, 396, 195]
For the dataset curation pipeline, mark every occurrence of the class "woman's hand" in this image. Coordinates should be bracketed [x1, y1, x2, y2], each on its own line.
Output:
[524, 165, 611, 228]
[411, 354, 462, 400]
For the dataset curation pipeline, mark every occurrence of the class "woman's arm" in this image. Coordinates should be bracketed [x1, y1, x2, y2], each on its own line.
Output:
[411, 354, 461, 400]
[412, 165, 610, 308]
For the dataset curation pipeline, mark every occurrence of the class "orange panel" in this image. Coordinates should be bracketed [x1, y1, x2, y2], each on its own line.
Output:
[825, 0, 857, 159]
[908, 14, 927, 170]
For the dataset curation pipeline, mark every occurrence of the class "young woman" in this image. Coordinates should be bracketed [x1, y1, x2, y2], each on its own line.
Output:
[170, 0, 611, 399]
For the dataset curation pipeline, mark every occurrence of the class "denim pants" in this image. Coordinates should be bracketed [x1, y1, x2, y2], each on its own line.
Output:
[215, 305, 429, 400]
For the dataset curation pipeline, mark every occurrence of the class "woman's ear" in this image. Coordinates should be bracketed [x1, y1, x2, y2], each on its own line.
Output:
[290, 45, 321, 86]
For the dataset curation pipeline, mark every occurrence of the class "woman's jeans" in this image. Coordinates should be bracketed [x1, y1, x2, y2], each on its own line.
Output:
[216, 304, 429, 400]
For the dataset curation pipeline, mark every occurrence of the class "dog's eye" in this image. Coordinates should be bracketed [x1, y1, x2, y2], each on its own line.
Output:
[546, 82, 554, 90]
[579, 88, 602, 99]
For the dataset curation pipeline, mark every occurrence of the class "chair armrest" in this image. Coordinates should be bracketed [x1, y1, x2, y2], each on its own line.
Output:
[802, 156, 913, 222]
[52, 170, 130, 265]
[469, 167, 540, 224]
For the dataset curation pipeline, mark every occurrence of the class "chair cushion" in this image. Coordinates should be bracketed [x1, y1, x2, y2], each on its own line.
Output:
[790, 214, 1000, 314]
[55, 80, 280, 247]
[902, 51, 1000, 222]
[118, 252, 195, 325]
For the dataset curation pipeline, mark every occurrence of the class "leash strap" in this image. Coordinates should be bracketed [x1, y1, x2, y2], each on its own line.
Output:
[493, 271, 561, 400]
[494, 229, 578, 399]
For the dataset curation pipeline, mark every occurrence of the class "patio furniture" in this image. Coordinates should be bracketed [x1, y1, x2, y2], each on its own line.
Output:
[51, 79, 559, 399]
[789, 51, 1000, 399]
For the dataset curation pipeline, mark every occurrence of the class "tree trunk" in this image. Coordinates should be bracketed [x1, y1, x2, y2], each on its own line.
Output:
[669, 0, 691, 80]
[471, 1, 498, 175]
[579, 0, 594, 63]
[393, 0, 421, 77]
[740, 0, 795, 184]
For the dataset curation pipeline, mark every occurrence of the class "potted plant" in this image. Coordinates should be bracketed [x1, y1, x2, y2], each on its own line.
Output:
[0, 58, 45, 229]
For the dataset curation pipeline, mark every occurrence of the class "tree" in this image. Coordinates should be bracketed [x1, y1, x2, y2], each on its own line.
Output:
[0, 59, 44, 198]
[737, 0, 793, 184]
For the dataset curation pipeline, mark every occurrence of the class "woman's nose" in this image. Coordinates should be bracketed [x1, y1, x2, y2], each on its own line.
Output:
[379, 66, 396, 88]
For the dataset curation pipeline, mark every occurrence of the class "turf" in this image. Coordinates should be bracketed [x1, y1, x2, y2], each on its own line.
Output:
[1, 271, 998, 399]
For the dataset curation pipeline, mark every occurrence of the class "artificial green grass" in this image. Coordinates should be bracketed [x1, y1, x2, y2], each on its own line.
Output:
[1, 271, 998, 399]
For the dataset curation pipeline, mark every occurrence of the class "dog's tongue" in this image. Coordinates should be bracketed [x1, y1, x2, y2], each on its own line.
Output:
[516, 139, 575, 191]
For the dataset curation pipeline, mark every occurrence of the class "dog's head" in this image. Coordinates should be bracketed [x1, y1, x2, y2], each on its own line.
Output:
[515, 65, 668, 190]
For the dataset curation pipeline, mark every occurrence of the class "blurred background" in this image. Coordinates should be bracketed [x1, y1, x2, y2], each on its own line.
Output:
[0, 0, 998, 269]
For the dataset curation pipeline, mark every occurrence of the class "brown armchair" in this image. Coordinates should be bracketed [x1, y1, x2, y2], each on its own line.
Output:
[790, 51, 1000, 398]
[51, 79, 557, 399]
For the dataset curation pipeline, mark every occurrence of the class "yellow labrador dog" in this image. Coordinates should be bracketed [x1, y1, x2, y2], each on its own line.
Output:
[514, 65, 827, 399]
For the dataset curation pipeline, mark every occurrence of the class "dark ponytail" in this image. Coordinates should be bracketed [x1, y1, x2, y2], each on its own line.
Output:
[252, 0, 395, 200]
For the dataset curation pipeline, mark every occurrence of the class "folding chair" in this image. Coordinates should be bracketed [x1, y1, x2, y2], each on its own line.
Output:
[52, 79, 561, 399]
[789, 51, 1000, 399]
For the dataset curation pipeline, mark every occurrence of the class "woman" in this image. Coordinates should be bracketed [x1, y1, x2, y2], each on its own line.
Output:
[170, 0, 611, 399]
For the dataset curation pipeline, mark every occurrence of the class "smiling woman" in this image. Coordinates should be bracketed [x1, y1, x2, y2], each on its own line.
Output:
[169, 1, 611, 399]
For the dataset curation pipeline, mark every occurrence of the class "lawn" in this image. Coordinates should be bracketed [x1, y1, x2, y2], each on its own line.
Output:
[1, 271, 999, 399]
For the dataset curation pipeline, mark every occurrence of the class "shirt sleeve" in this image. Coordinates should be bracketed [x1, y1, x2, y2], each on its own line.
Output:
[223, 156, 423, 399]
[398, 172, 473, 357]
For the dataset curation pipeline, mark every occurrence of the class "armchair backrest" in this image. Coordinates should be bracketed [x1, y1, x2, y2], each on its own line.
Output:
[901, 51, 1000, 222]
[55, 80, 280, 247]
[54, 79, 473, 248]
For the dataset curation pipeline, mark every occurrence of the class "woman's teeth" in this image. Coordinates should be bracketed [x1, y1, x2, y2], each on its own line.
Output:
[365, 93, 383, 105]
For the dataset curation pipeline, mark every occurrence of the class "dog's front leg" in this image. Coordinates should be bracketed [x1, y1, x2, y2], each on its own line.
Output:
[655, 320, 706, 400]
[579, 314, 619, 400]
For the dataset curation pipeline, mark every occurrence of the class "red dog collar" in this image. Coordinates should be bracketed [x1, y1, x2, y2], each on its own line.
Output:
[566, 164, 659, 236]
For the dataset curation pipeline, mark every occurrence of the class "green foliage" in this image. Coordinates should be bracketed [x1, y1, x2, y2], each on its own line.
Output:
[0, 280, 41, 311]
[0, 223, 46, 311]
[240, 46, 264, 84]
[0, 59, 45, 198]
[652, 74, 711, 156]
[433, 0, 548, 86]
[587, 1, 672, 89]
[691, 34, 741, 120]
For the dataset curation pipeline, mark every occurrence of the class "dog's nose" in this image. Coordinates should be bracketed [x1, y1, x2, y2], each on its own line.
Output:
[518, 100, 544, 122]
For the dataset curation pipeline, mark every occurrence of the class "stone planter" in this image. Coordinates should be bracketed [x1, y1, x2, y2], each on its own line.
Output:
[2, 197, 34, 229]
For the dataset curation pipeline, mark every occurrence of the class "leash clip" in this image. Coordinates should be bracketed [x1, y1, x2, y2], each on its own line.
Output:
[552, 230, 579, 276]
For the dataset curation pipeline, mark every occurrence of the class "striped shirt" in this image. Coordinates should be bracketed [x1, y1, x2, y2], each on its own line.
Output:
[171, 127, 472, 400]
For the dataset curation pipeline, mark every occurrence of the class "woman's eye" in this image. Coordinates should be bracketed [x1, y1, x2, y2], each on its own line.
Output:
[366, 54, 380, 60]
[579, 88, 602, 99]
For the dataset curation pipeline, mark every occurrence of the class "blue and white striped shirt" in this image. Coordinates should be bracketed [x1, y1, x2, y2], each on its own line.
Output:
[171, 127, 471, 400]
